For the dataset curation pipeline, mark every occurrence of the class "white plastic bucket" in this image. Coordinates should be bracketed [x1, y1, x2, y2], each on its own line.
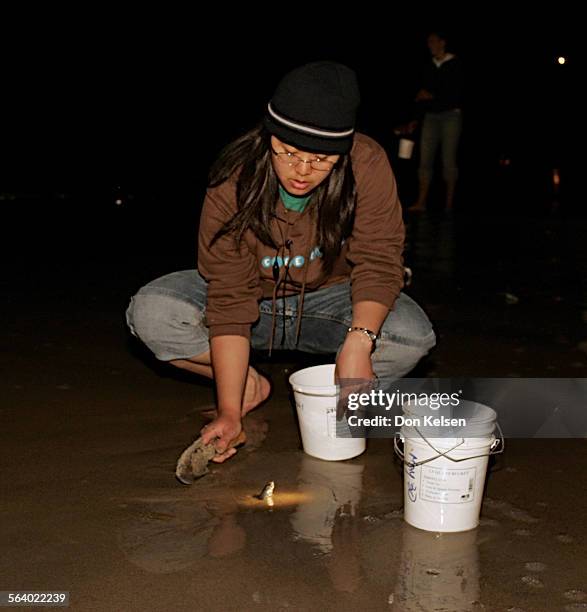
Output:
[395, 400, 503, 532]
[289, 364, 366, 461]
[398, 138, 415, 159]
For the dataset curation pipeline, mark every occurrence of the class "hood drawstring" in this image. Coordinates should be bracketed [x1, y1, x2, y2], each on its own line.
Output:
[269, 241, 312, 356]
[294, 245, 313, 347]
[268, 209, 314, 355]
[268, 223, 291, 356]
[268, 260, 283, 357]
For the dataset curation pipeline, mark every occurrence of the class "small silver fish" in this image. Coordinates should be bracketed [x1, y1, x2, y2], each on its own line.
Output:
[255, 481, 275, 500]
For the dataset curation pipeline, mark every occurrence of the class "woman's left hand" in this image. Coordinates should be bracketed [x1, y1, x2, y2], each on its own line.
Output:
[335, 333, 376, 419]
[335, 332, 375, 381]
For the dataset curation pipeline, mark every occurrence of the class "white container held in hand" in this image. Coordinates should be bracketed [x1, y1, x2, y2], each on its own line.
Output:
[289, 364, 366, 461]
[398, 138, 415, 159]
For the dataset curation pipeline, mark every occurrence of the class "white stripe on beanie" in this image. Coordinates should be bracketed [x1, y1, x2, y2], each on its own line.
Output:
[267, 103, 354, 139]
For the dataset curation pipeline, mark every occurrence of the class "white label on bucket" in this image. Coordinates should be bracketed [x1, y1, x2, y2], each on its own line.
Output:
[420, 466, 477, 504]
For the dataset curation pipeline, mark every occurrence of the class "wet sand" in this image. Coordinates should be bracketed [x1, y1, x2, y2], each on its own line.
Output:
[2, 209, 587, 611]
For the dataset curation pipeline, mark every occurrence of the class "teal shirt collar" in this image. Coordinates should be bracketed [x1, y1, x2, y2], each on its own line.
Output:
[279, 185, 311, 213]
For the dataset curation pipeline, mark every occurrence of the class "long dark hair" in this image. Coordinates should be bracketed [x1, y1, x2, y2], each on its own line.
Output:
[208, 124, 357, 275]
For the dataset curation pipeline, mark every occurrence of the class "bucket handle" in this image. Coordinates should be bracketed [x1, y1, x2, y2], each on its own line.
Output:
[291, 386, 336, 397]
[394, 422, 505, 467]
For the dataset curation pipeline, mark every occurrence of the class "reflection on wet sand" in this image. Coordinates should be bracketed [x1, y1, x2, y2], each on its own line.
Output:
[117, 498, 219, 573]
[392, 526, 480, 611]
[361, 517, 480, 611]
[117, 451, 484, 608]
[118, 453, 366, 578]
[289, 455, 365, 594]
[289, 455, 364, 554]
[117, 488, 254, 572]
[204, 498, 246, 558]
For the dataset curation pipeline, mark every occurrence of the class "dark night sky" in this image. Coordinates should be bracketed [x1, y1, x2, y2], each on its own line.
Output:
[0, 7, 580, 278]
[0, 6, 580, 202]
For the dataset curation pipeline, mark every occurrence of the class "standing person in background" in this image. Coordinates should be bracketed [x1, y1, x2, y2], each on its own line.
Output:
[408, 31, 464, 212]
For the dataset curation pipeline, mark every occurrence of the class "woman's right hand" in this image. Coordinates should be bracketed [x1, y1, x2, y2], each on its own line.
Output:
[201, 413, 245, 463]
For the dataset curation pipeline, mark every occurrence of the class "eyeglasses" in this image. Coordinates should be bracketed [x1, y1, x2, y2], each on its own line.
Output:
[271, 147, 335, 172]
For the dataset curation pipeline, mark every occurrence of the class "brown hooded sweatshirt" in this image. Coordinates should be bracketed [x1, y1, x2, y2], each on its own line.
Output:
[197, 133, 405, 344]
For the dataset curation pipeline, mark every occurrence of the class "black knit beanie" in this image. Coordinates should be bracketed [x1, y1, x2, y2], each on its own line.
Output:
[263, 61, 360, 154]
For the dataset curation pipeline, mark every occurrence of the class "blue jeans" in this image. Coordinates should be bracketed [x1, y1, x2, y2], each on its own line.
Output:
[125, 270, 436, 379]
[418, 109, 463, 184]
